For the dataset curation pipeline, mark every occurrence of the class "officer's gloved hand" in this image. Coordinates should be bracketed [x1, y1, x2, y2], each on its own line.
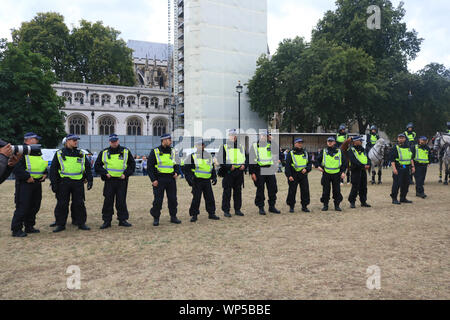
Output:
[212, 179, 217, 186]
[87, 181, 93, 190]
[51, 183, 58, 193]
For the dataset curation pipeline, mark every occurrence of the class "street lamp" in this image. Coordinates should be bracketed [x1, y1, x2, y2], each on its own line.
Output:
[91, 111, 95, 135]
[236, 81, 243, 132]
[171, 104, 176, 133]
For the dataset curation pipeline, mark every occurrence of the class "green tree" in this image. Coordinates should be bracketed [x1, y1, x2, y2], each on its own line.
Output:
[0, 40, 66, 147]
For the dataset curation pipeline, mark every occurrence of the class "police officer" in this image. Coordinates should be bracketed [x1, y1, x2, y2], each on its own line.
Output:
[414, 136, 431, 199]
[10, 133, 48, 237]
[249, 130, 280, 215]
[366, 125, 380, 151]
[316, 137, 347, 211]
[50, 134, 93, 232]
[217, 129, 247, 218]
[389, 133, 415, 205]
[95, 134, 136, 229]
[285, 138, 312, 213]
[336, 124, 348, 148]
[404, 123, 417, 146]
[184, 140, 220, 222]
[148, 133, 181, 226]
[347, 136, 372, 208]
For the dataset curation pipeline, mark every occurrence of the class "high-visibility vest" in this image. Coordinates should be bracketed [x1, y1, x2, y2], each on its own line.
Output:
[405, 131, 416, 142]
[290, 150, 308, 172]
[56, 150, 85, 180]
[25, 155, 48, 179]
[351, 147, 368, 165]
[103, 149, 129, 177]
[396, 145, 412, 165]
[322, 149, 342, 174]
[253, 143, 273, 166]
[370, 134, 378, 145]
[154, 147, 175, 174]
[192, 153, 213, 179]
[414, 145, 429, 164]
[224, 145, 246, 169]
[336, 134, 347, 144]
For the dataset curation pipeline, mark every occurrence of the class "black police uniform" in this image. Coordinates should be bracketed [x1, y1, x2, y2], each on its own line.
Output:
[11, 153, 47, 233]
[0, 155, 13, 184]
[389, 143, 415, 202]
[347, 145, 371, 205]
[49, 147, 93, 227]
[285, 147, 312, 210]
[94, 145, 136, 224]
[216, 141, 247, 214]
[148, 145, 180, 220]
[414, 144, 431, 197]
[316, 147, 347, 208]
[184, 150, 218, 218]
[248, 140, 279, 212]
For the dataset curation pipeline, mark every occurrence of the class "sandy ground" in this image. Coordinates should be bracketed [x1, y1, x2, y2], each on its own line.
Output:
[0, 165, 448, 300]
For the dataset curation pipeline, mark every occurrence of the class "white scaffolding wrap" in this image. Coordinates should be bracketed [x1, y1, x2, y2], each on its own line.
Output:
[183, 0, 268, 135]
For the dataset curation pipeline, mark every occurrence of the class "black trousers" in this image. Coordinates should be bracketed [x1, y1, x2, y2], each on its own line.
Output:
[391, 167, 410, 200]
[54, 179, 87, 227]
[189, 178, 216, 216]
[414, 165, 427, 195]
[222, 172, 243, 212]
[348, 168, 368, 204]
[11, 181, 42, 231]
[102, 178, 129, 223]
[150, 176, 177, 219]
[286, 173, 310, 208]
[320, 172, 343, 206]
[254, 174, 277, 208]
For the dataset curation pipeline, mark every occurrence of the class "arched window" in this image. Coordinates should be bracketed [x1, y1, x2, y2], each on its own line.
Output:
[153, 119, 167, 136]
[126, 96, 136, 107]
[151, 97, 159, 108]
[127, 118, 142, 136]
[68, 115, 87, 135]
[99, 116, 115, 135]
[74, 92, 84, 105]
[116, 95, 125, 107]
[62, 92, 72, 104]
[141, 96, 149, 108]
[90, 93, 100, 105]
[163, 98, 169, 108]
[101, 94, 111, 106]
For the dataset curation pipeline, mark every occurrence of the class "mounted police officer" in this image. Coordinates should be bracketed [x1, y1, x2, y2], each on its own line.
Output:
[414, 136, 431, 199]
[147, 133, 181, 226]
[184, 140, 220, 222]
[404, 123, 417, 146]
[49, 134, 93, 232]
[94, 134, 135, 229]
[336, 124, 348, 148]
[285, 138, 312, 213]
[366, 125, 381, 184]
[249, 130, 280, 215]
[11, 133, 48, 237]
[316, 137, 347, 212]
[347, 136, 372, 208]
[217, 129, 247, 218]
[389, 133, 416, 205]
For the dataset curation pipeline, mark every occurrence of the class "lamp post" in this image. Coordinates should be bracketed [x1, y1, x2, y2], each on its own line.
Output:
[171, 104, 176, 133]
[236, 81, 243, 132]
[146, 113, 150, 136]
[91, 111, 95, 135]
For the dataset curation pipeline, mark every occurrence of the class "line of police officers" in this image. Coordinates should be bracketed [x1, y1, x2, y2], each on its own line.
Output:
[9, 124, 438, 237]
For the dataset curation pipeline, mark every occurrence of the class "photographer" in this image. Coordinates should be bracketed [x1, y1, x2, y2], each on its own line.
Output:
[0, 142, 22, 184]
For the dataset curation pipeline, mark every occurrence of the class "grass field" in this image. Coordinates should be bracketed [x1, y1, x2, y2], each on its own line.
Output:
[0, 165, 448, 300]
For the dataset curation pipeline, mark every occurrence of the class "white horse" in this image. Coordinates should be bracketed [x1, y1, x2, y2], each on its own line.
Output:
[434, 132, 450, 185]
[368, 138, 387, 184]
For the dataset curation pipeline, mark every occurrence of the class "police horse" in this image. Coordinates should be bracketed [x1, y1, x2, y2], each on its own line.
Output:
[434, 132, 450, 185]
[368, 138, 387, 184]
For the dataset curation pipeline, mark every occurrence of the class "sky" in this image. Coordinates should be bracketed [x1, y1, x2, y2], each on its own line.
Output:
[0, 0, 449, 72]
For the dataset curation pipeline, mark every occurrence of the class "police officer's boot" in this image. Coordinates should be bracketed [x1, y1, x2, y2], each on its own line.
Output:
[25, 227, 40, 233]
[235, 210, 245, 216]
[361, 202, 372, 208]
[119, 220, 132, 227]
[269, 207, 281, 214]
[190, 215, 198, 222]
[349, 202, 356, 209]
[100, 222, 111, 229]
[334, 204, 342, 212]
[391, 197, 401, 205]
[208, 213, 220, 220]
[224, 211, 232, 218]
[49, 221, 57, 227]
[321, 204, 329, 211]
[78, 224, 91, 231]
[53, 225, 66, 233]
[258, 207, 266, 215]
[153, 218, 160, 226]
[301, 206, 310, 213]
[289, 206, 295, 213]
[400, 199, 413, 204]
[12, 230, 27, 237]
[170, 216, 182, 224]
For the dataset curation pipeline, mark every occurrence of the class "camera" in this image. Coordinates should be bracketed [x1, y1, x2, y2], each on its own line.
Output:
[0, 139, 42, 156]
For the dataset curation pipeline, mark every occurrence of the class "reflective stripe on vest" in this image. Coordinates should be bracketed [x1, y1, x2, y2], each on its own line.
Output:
[154, 147, 175, 173]
[103, 149, 128, 177]
[224, 145, 245, 168]
[290, 151, 308, 171]
[415, 145, 429, 164]
[351, 147, 368, 165]
[25, 155, 48, 179]
[253, 143, 273, 166]
[396, 145, 412, 165]
[57, 150, 85, 180]
[336, 134, 347, 143]
[322, 149, 342, 174]
[193, 154, 212, 179]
